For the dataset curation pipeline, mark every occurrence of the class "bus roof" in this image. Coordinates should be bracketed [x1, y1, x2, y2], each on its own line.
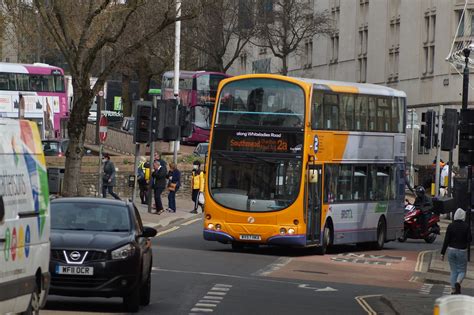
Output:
[293, 77, 407, 98]
[0, 62, 64, 75]
[162, 70, 229, 79]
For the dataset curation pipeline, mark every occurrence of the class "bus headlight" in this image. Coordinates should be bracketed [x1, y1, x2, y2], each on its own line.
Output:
[207, 223, 214, 230]
[216, 224, 221, 230]
[280, 228, 287, 235]
[288, 228, 295, 235]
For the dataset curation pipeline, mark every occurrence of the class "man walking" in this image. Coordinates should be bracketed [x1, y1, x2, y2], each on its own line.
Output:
[102, 153, 120, 200]
[152, 159, 167, 214]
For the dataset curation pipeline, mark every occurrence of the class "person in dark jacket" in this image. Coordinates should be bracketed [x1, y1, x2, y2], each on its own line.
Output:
[152, 159, 167, 214]
[441, 208, 472, 294]
[102, 154, 120, 200]
[166, 162, 181, 213]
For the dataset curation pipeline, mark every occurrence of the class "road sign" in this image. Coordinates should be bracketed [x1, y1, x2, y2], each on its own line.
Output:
[99, 115, 108, 142]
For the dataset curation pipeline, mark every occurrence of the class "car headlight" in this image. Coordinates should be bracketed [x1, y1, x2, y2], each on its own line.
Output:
[111, 244, 136, 260]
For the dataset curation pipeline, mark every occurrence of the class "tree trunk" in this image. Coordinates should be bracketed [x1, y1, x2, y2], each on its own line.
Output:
[122, 74, 132, 117]
[137, 58, 151, 100]
[281, 55, 288, 76]
[62, 78, 94, 196]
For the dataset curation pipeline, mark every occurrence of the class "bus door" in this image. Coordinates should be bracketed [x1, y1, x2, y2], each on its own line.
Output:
[306, 164, 322, 244]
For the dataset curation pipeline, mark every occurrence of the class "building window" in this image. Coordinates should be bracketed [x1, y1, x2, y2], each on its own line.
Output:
[329, 1, 340, 64]
[304, 39, 313, 68]
[422, 9, 436, 76]
[358, 1, 369, 83]
[388, 0, 400, 83]
[240, 53, 247, 73]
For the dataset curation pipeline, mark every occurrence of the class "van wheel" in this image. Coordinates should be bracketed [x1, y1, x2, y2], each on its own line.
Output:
[21, 283, 40, 315]
[124, 286, 141, 313]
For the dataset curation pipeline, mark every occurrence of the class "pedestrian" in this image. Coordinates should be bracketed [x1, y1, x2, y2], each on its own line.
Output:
[137, 156, 150, 204]
[102, 153, 120, 200]
[441, 208, 472, 294]
[166, 162, 181, 213]
[152, 159, 167, 214]
[190, 160, 205, 214]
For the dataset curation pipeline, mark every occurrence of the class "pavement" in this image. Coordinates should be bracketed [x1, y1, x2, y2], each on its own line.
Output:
[376, 218, 474, 314]
[134, 193, 203, 231]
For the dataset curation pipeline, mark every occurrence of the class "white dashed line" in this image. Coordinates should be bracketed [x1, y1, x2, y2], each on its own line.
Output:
[156, 226, 180, 236]
[189, 284, 233, 314]
[419, 283, 433, 295]
[181, 218, 202, 226]
[442, 285, 452, 296]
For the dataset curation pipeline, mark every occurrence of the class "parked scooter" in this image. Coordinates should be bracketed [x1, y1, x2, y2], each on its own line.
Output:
[398, 201, 441, 243]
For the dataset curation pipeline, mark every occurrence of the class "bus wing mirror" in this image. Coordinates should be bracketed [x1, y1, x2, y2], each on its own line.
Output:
[309, 169, 318, 183]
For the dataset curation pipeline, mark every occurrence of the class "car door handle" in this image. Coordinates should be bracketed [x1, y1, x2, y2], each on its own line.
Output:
[18, 211, 40, 218]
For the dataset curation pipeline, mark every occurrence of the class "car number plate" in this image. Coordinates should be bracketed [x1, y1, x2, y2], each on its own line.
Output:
[56, 265, 94, 276]
[239, 234, 261, 241]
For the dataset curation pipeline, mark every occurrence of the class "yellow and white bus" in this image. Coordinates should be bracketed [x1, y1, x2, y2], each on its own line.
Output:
[203, 74, 406, 253]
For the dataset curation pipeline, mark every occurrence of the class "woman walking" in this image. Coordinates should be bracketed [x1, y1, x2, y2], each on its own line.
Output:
[166, 162, 181, 213]
[190, 160, 205, 214]
[441, 208, 472, 294]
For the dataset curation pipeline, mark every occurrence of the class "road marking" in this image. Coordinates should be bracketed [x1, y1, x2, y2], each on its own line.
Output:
[410, 250, 432, 282]
[195, 303, 217, 308]
[203, 296, 223, 300]
[190, 308, 214, 312]
[190, 284, 232, 314]
[253, 257, 292, 276]
[419, 283, 433, 295]
[206, 291, 226, 296]
[443, 285, 452, 295]
[152, 267, 338, 288]
[298, 284, 338, 292]
[156, 226, 180, 236]
[200, 300, 221, 304]
[355, 295, 380, 315]
[211, 287, 230, 291]
[181, 218, 202, 226]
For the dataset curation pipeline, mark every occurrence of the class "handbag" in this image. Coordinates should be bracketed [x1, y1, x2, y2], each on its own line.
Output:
[168, 182, 177, 192]
[198, 192, 205, 205]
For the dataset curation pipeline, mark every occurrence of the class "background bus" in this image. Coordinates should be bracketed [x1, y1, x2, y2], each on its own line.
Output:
[0, 62, 67, 139]
[203, 74, 407, 253]
[161, 70, 230, 143]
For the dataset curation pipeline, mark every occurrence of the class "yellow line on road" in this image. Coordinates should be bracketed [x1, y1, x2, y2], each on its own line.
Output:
[181, 218, 202, 226]
[156, 226, 180, 236]
[355, 295, 379, 315]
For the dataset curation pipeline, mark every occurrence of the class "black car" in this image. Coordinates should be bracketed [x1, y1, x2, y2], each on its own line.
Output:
[49, 198, 157, 312]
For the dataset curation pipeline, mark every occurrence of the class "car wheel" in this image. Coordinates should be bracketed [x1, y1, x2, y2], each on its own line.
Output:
[140, 270, 151, 306]
[124, 286, 141, 313]
[21, 283, 40, 315]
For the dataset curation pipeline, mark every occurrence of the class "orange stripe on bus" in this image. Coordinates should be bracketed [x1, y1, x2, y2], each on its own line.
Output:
[326, 85, 359, 94]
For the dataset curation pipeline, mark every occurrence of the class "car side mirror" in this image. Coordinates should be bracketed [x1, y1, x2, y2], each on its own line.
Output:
[141, 226, 157, 238]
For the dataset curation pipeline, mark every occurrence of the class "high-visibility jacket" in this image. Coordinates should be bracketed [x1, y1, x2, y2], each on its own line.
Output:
[192, 170, 205, 192]
[138, 161, 151, 181]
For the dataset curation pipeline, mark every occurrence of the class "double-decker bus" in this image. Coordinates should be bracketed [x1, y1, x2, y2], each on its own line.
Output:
[0, 62, 68, 139]
[203, 74, 407, 253]
[161, 70, 230, 143]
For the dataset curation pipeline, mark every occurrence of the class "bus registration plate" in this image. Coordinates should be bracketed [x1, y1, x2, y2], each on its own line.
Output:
[56, 265, 94, 276]
[239, 234, 261, 241]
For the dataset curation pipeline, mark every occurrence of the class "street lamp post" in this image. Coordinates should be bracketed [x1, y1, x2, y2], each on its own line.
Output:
[461, 47, 472, 261]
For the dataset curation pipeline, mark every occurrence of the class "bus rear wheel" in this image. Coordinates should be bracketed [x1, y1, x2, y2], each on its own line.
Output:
[317, 223, 332, 255]
[373, 218, 386, 250]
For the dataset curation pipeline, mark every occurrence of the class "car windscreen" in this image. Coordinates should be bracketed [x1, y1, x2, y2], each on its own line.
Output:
[42, 142, 60, 155]
[51, 202, 131, 232]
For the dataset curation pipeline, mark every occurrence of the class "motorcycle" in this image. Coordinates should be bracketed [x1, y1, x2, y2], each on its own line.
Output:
[398, 203, 441, 243]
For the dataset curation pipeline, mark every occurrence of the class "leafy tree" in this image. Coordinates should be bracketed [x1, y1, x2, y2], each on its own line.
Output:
[253, 0, 332, 75]
[31, 0, 193, 196]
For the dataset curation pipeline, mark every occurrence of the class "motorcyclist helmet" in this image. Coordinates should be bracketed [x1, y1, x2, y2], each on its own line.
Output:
[415, 186, 425, 198]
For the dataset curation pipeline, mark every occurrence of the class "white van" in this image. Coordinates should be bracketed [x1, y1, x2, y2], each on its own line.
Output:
[0, 119, 51, 314]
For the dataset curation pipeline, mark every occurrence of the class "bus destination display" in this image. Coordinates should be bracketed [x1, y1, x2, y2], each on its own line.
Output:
[212, 129, 304, 154]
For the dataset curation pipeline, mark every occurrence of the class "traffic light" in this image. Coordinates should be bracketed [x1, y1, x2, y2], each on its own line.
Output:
[421, 110, 435, 149]
[133, 101, 152, 144]
[178, 105, 192, 138]
[441, 109, 459, 151]
[458, 109, 474, 167]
